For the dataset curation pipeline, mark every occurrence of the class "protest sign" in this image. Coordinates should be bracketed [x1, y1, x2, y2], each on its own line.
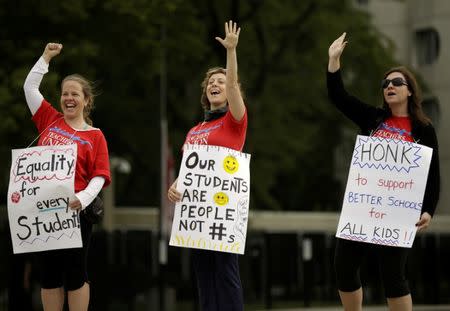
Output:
[7, 145, 82, 254]
[336, 135, 433, 248]
[170, 145, 251, 254]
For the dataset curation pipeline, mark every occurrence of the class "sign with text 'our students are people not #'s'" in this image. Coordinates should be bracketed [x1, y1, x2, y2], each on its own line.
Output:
[170, 144, 251, 255]
[7, 145, 82, 254]
[336, 135, 433, 248]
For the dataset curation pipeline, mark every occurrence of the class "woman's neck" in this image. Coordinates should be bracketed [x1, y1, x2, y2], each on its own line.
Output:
[65, 116, 87, 130]
[210, 102, 227, 110]
[388, 99, 409, 117]
[390, 105, 408, 117]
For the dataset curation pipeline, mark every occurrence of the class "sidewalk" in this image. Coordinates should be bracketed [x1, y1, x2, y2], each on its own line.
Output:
[257, 306, 450, 311]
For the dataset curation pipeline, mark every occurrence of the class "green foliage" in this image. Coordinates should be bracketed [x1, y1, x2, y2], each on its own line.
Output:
[0, 0, 399, 210]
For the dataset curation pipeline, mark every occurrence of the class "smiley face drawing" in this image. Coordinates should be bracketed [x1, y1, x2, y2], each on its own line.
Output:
[213, 192, 229, 206]
[223, 155, 239, 174]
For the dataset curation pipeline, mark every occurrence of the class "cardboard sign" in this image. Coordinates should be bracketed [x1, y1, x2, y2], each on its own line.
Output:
[336, 135, 433, 248]
[7, 145, 82, 254]
[170, 145, 251, 254]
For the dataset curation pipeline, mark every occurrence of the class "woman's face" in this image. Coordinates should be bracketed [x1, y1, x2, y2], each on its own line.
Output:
[60, 80, 86, 120]
[383, 72, 411, 110]
[206, 73, 227, 109]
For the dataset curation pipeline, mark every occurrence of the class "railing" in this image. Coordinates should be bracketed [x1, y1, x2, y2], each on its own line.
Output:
[2, 205, 450, 233]
[95, 206, 450, 234]
[2, 206, 450, 310]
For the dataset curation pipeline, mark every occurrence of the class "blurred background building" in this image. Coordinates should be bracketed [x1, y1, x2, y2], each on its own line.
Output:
[355, 0, 449, 214]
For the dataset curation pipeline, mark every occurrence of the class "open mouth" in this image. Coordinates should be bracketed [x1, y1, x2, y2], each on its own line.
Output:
[65, 102, 77, 111]
[387, 91, 396, 96]
[210, 90, 220, 96]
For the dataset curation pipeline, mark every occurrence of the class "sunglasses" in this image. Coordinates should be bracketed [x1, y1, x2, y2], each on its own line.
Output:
[381, 77, 408, 89]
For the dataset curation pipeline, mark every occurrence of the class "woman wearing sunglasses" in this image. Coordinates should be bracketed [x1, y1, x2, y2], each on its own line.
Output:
[327, 33, 440, 311]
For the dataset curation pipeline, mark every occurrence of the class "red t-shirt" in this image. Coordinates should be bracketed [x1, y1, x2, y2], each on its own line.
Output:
[184, 109, 247, 151]
[373, 116, 414, 142]
[32, 100, 111, 192]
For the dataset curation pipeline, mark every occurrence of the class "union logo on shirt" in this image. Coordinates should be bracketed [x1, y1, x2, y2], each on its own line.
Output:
[373, 122, 413, 142]
[186, 122, 223, 145]
[41, 126, 93, 148]
[186, 132, 210, 145]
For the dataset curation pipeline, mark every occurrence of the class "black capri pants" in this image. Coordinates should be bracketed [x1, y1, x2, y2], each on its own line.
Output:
[192, 249, 244, 311]
[38, 214, 93, 291]
[334, 238, 410, 298]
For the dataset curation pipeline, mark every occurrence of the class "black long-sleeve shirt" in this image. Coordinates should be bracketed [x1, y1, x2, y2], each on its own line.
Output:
[327, 69, 440, 217]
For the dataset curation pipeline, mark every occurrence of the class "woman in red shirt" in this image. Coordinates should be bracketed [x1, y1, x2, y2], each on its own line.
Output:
[168, 21, 247, 311]
[24, 43, 111, 311]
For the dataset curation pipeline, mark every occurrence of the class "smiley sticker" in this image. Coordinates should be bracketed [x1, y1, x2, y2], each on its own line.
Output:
[213, 192, 229, 206]
[223, 155, 239, 174]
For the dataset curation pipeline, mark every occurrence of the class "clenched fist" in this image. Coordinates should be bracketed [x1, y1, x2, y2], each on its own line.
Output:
[43, 42, 63, 64]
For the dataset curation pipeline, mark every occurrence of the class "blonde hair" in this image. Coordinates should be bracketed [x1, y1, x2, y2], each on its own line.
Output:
[61, 74, 97, 125]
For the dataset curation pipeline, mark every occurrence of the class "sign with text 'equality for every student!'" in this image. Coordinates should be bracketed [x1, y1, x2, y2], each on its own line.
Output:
[7, 145, 82, 254]
[170, 144, 251, 255]
[336, 135, 432, 248]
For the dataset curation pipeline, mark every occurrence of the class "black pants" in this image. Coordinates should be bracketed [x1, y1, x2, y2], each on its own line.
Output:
[334, 238, 410, 298]
[38, 215, 92, 291]
[8, 254, 34, 310]
[192, 249, 244, 311]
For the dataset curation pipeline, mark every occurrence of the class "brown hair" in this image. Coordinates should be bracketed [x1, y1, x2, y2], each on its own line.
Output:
[200, 67, 244, 111]
[61, 74, 97, 125]
[382, 66, 431, 125]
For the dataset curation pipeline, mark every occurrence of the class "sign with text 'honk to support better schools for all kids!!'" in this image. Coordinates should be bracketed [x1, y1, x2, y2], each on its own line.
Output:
[170, 144, 251, 255]
[7, 145, 82, 254]
[336, 135, 433, 248]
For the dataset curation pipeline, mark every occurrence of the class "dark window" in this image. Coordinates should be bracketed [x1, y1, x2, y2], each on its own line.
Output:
[422, 96, 440, 128]
[415, 28, 440, 65]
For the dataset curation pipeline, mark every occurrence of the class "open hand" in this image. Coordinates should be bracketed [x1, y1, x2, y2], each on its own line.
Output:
[328, 32, 347, 60]
[215, 20, 241, 50]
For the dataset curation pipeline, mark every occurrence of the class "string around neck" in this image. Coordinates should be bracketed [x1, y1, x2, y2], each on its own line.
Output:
[26, 116, 79, 148]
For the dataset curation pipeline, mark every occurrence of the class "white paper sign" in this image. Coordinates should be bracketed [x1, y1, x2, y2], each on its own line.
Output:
[170, 145, 251, 254]
[336, 135, 433, 248]
[7, 145, 82, 254]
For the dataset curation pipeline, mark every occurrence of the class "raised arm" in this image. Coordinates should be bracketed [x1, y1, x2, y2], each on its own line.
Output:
[327, 33, 381, 131]
[328, 32, 347, 73]
[23, 43, 62, 115]
[215, 20, 245, 121]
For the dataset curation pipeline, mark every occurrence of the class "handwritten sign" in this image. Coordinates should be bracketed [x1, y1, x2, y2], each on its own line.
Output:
[170, 145, 251, 254]
[336, 135, 432, 248]
[7, 145, 82, 254]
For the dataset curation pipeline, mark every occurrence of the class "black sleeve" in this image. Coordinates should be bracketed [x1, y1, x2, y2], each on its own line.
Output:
[421, 124, 440, 217]
[326, 69, 380, 131]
